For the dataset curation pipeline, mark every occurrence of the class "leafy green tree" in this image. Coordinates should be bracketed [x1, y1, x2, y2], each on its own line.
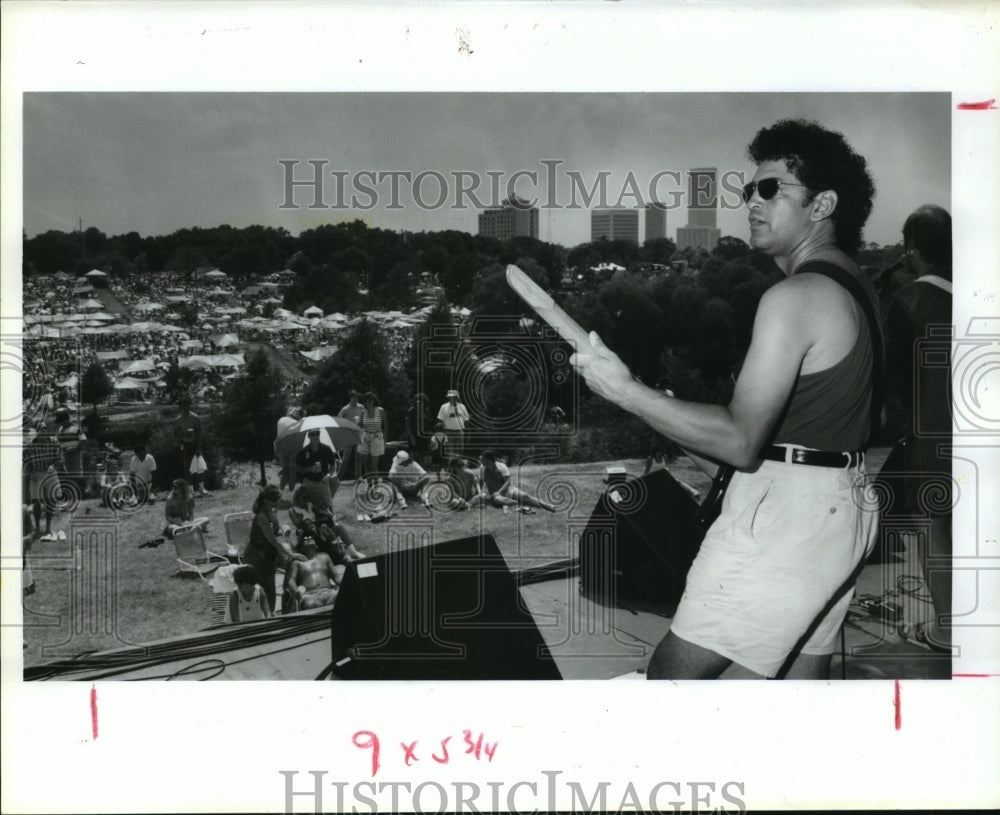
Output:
[80, 362, 114, 439]
[301, 318, 410, 431]
[215, 348, 287, 486]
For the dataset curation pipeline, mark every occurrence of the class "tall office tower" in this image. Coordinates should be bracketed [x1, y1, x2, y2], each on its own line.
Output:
[645, 201, 668, 243]
[478, 195, 539, 240]
[676, 167, 721, 252]
[590, 208, 640, 244]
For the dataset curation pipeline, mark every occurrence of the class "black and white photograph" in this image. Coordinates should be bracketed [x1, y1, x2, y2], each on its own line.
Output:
[2, 2, 998, 813]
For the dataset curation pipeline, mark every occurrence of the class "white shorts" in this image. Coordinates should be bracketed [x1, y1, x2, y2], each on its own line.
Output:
[669, 459, 877, 677]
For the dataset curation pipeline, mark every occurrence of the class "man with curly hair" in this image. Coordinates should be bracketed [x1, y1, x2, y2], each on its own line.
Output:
[573, 119, 881, 679]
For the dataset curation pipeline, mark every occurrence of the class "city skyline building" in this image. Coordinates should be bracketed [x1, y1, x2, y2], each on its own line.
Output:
[676, 167, 721, 252]
[591, 208, 640, 244]
[644, 201, 668, 243]
[477, 195, 539, 241]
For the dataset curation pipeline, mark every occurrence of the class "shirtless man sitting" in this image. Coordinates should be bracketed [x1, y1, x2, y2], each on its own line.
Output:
[284, 537, 343, 610]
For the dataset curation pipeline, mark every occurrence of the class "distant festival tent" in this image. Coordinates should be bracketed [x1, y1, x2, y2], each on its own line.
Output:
[133, 302, 164, 312]
[209, 333, 240, 349]
[85, 269, 108, 278]
[303, 305, 323, 317]
[122, 359, 157, 376]
[205, 269, 227, 279]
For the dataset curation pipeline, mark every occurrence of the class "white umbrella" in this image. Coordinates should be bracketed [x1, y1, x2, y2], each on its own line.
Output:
[274, 415, 362, 459]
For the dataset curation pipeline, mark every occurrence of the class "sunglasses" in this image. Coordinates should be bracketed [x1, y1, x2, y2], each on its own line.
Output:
[742, 178, 808, 203]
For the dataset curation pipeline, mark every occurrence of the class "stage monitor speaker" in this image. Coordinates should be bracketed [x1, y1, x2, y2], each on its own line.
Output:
[579, 469, 704, 615]
[330, 534, 561, 680]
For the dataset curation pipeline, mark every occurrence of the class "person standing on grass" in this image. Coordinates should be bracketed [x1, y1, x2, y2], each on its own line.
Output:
[295, 428, 338, 516]
[357, 391, 388, 481]
[129, 441, 157, 505]
[337, 390, 366, 481]
[276, 406, 304, 495]
[175, 395, 207, 496]
[24, 424, 63, 541]
[242, 485, 307, 613]
[437, 389, 469, 458]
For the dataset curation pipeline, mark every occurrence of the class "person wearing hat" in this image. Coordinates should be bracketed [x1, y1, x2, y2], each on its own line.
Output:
[436, 389, 470, 458]
[295, 427, 338, 515]
[276, 406, 304, 494]
[387, 449, 433, 509]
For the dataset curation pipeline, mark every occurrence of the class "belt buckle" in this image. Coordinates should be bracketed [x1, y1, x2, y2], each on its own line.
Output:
[790, 447, 807, 465]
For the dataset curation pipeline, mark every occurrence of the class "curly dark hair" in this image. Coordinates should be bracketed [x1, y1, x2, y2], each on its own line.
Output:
[747, 119, 875, 256]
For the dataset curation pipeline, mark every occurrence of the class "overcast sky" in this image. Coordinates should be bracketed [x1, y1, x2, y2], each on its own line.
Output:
[24, 92, 949, 249]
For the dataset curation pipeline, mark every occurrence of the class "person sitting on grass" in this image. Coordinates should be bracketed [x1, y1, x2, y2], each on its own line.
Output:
[477, 450, 556, 513]
[444, 456, 487, 511]
[223, 564, 273, 623]
[388, 450, 433, 509]
[284, 537, 342, 610]
[162, 478, 210, 539]
[288, 484, 365, 564]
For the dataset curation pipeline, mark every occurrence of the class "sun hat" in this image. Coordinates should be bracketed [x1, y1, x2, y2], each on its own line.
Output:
[394, 450, 411, 465]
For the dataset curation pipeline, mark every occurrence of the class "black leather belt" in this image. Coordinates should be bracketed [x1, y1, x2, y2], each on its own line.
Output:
[762, 445, 864, 468]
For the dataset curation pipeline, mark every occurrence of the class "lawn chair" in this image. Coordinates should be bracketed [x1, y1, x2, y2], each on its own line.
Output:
[209, 564, 240, 625]
[173, 524, 228, 582]
[223, 510, 254, 563]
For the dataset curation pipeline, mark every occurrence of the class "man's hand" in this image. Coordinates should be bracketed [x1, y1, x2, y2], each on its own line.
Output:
[570, 332, 637, 403]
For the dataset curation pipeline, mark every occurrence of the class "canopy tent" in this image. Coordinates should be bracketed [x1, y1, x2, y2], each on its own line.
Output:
[84, 269, 108, 278]
[208, 333, 240, 349]
[114, 376, 153, 391]
[299, 346, 338, 362]
[302, 305, 323, 317]
[178, 353, 245, 370]
[127, 321, 162, 333]
[132, 302, 164, 312]
[204, 269, 228, 279]
[180, 339, 204, 351]
[121, 359, 157, 376]
[164, 295, 191, 303]
[88, 311, 117, 321]
[95, 350, 129, 362]
[206, 287, 230, 296]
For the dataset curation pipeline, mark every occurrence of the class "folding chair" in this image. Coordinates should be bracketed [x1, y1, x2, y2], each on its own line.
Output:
[223, 510, 254, 563]
[209, 564, 240, 625]
[173, 525, 228, 582]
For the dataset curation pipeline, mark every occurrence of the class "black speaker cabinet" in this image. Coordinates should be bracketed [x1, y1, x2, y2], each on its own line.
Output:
[579, 469, 704, 615]
[330, 534, 561, 680]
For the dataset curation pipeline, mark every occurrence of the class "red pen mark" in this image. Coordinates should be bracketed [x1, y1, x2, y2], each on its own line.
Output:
[401, 740, 419, 766]
[352, 730, 380, 777]
[956, 99, 997, 110]
[90, 686, 99, 740]
[432, 736, 451, 764]
[953, 673, 1000, 678]
[893, 679, 902, 731]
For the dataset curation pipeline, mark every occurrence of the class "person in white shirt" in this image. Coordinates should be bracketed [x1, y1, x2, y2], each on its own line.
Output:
[129, 442, 158, 505]
[388, 450, 432, 509]
[436, 389, 470, 457]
